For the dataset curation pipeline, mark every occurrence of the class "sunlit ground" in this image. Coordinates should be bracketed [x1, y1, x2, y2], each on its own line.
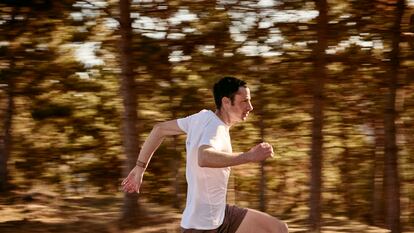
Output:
[0, 185, 404, 233]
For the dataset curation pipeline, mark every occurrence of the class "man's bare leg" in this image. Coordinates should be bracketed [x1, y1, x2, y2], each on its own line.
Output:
[236, 209, 288, 233]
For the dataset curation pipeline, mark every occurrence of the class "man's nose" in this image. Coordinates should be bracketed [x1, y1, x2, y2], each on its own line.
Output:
[248, 103, 253, 111]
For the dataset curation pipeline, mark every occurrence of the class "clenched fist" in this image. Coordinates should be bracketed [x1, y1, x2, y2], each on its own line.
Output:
[245, 142, 274, 162]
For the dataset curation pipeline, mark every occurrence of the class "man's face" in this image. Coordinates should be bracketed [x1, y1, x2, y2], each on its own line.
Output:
[226, 87, 253, 123]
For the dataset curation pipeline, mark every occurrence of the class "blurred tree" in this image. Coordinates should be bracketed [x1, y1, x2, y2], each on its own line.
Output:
[0, 0, 413, 231]
[0, 5, 16, 192]
[383, 0, 405, 232]
[0, 0, 78, 192]
[0, 0, 124, 194]
[309, 0, 327, 231]
[118, 0, 141, 224]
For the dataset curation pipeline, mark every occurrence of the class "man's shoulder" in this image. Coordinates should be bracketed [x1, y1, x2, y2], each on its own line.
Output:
[200, 109, 213, 116]
[179, 109, 212, 125]
[190, 109, 212, 119]
[187, 109, 216, 128]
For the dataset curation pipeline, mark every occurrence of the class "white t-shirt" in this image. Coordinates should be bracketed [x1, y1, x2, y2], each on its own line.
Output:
[177, 109, 232, 230]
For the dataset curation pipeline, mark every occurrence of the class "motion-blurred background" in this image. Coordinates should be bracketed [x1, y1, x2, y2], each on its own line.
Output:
[0, 0, 413, 232]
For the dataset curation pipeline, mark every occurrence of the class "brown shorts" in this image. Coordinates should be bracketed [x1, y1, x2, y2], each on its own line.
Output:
[181, 205, 248, 233]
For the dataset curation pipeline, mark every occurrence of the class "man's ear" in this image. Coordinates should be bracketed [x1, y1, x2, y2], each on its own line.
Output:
[222, 97, 231, 107]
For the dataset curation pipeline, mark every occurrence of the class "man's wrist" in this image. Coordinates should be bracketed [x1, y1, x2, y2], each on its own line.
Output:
[136, 160, 147, 169]
[240, 151, 252, 163]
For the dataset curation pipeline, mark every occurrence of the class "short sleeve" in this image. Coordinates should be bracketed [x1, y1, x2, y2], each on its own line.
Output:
[199, 125, 217, 148]
[177, 110, 207, 133]
[177, 115, 191, 133]
[199, 123, 225, 149]
[177, 109, 208, 134]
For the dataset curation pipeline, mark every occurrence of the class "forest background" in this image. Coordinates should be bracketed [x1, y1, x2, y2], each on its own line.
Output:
[0, 0, 413, 232]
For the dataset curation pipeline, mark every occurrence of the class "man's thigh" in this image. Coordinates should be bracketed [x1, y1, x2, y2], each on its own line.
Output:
[235, 209, 288, 233]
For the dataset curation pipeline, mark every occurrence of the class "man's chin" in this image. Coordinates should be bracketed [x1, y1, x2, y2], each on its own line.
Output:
[235, 115, 249, 123]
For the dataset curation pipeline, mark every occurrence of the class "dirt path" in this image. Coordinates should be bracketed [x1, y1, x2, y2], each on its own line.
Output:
[0, 191, 407, 233]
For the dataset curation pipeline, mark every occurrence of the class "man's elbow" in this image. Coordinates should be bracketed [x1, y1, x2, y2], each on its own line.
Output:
[153, 122, 165, 137]
[198, 148, 209, 167]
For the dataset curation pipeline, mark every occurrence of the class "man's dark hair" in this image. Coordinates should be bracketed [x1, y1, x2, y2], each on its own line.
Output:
[213, 76, 247, 110]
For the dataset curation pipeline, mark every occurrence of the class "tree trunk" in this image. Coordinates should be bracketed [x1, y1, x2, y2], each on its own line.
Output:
[0, 6, 16, 193]
[384, 1, 404, 232]
[258, 82, 266, 213]
[119, 0, 141, 224]
[250, 59, 268, 213]
[338, 120, 352, 218]
[169, 89, 182, 209]
[309, 0, 327, 231]
[0, 74, 14, 193]
[171, 134, 182, 209]
[372, 119, 385, 226]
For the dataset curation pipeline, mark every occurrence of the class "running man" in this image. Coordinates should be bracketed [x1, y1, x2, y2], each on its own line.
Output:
[121, 77, 289, 233]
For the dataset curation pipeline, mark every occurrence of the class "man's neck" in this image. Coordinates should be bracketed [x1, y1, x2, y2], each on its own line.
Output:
[215, 109, 233, 127]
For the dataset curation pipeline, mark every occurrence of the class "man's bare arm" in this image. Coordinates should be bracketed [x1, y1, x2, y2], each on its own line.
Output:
[137, 120, 185, 165]
[198, 142, 274, 168]
[121, 120, 184, 193]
